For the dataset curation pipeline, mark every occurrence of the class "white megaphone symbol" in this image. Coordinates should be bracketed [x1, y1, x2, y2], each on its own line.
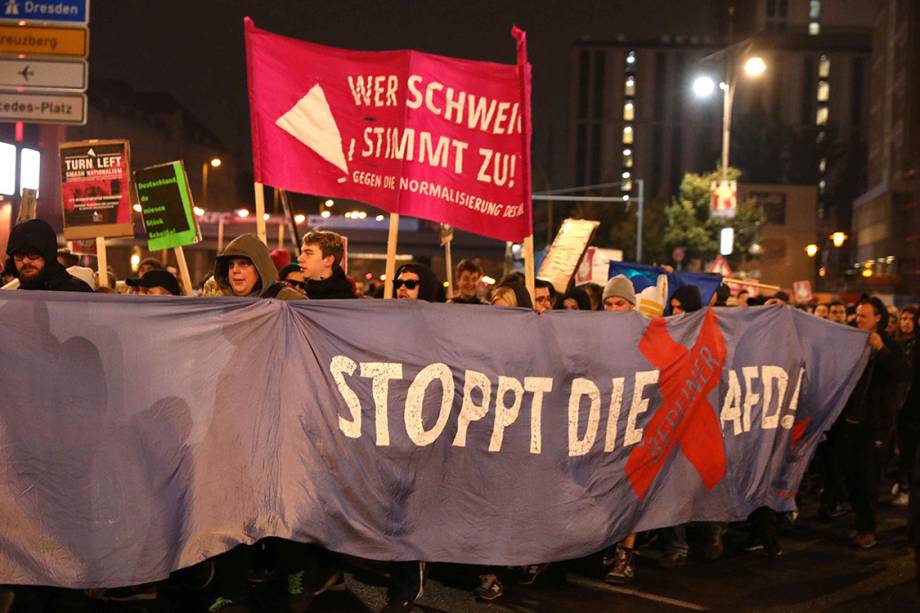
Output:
[275, 84, 349, 178]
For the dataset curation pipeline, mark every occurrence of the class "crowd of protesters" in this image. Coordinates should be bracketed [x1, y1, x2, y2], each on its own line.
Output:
[2, 217, 920, 612]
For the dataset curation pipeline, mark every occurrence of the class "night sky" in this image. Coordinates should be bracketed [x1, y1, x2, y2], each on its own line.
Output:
[91, 0, 718, 186]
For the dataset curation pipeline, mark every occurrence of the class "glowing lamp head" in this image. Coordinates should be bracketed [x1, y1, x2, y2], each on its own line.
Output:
[743, 56, 767, 77]
[692, 75, 716, 98]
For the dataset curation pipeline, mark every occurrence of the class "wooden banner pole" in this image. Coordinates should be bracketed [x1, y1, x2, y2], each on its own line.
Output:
[254, 181, 267, 244]
[95, 236, 108, 289]
[173, 246, 193, 296]
[444, 238, 453, 299]
[383, 213, 399, 299]
[217, 216, 225, 252]
[278, 189, 301, 256]
[277, 222, 285, 250]
[724, 277, 781, 292]
[523, 234, 536, 304]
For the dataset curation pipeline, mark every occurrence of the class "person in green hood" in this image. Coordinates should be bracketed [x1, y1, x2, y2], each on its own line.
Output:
[213, 234, 303, 301]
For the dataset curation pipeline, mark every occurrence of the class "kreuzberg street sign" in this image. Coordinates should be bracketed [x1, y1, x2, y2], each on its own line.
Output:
[0, 23, 88, 58]
[0, 57, 85, 90]
[0, 1, 89, 25]
[0, 90, 85, 124]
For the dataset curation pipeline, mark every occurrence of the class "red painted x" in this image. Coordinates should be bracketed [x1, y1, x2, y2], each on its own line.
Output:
[625, 309, 728, 500]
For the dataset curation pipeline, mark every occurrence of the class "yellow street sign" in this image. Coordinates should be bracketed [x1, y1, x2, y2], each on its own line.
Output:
[0, 24, 88, 58]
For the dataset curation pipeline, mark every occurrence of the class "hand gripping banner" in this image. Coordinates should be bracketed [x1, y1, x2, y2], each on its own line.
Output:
[0, 292, 867, 587]
[244, 18, 533, 242]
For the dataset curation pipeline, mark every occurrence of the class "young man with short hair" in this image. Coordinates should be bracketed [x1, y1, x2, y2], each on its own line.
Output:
[296, 230, 355, 299]
[450, 258, 485, 304]
[533, 279, 556, 314]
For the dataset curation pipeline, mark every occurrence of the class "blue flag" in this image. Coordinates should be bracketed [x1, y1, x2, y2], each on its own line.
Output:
[610, 260, 724, 313]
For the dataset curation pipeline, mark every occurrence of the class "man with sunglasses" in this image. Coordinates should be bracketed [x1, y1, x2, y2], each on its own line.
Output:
[393, 263, 443, 302]
[5, 219, 92, 292]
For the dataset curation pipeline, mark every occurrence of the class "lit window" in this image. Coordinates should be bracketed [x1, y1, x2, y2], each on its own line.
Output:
[622, 125, 634, 144]
[819, 55, 830, 78]
[623, 152, 633, 168]
[818, 158, 826, 172]
[816, 106, 828, 125]
[20, 148, 40, 196]
[625, 76, 636, 97]
[622, 179, 633, 192]
[0, 142, 14, 196]
[623, 102, 635, 121]
[810, 0, 821, 19]
[817, 80, 829, 101]
[809, 22, 820, 36]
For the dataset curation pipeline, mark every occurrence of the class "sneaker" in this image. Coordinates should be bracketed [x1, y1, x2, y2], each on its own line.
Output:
[893, 492, 910, 507]
[287, 571, 314, 613]
[519, 564, 548, 586]
[604, 548, 636, 584]
[818, 503, 848, 522]
[743, 535, 765, 552]
[87, 584, 157, 601]
[474, 574, 504, 601]
[852, 531, 877, 549]
[703, 533, 724, 561]
[209, 597, 253, 613]
[658, 550, 687, 569]
[380, 600, 415, 612]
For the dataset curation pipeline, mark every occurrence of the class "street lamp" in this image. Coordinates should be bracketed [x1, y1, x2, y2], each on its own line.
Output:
[805, 243, 819, 257]
[201, 157, 222, 206]
[693, 50, 766, 181]
[831, 231, 847, 248]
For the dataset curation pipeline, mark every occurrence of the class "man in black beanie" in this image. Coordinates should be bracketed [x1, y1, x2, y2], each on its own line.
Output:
[6, 219, 92, 292]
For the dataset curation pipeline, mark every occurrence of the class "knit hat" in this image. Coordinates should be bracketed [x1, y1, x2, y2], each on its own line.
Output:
[602, 274, 636, 306]
[270, 248, 291, 271]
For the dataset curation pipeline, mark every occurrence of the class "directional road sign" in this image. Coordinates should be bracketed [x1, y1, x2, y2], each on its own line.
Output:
[0, 91, 85, 124]
[0, 57, 85, 90]
[0, 23, 88, 57]
[0, 0, 89, 25]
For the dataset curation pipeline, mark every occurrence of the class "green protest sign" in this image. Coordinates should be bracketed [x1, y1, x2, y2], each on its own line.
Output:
[134, 161, 200, 251]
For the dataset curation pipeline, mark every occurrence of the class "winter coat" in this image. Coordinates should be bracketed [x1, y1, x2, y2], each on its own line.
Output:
[6, 219, 92, 292]
[304, 265, 355, 300]
[841, 330, 911, 443]
[213, 234, 303, 301]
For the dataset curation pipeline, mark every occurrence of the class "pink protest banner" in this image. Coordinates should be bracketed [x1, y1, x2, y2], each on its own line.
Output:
[244, 18, 533, 242]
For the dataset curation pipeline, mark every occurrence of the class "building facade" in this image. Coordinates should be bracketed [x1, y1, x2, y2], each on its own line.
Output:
[851, 0, 920, 299]
[569, 0, 873, 269]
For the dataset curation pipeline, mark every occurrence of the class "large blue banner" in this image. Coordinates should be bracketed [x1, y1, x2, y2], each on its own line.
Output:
[0, 292, 867, 588]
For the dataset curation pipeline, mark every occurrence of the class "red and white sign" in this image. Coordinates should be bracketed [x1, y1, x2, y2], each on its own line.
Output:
[793, 280, 812, 303]
[245, 19, 533, 242]
[709, 254, 733, 278]
[710, 180, 737, 219]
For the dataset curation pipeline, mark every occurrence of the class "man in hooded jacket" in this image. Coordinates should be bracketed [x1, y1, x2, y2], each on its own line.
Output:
[213, 234, 303, 301]
[5, 219, 92, 292]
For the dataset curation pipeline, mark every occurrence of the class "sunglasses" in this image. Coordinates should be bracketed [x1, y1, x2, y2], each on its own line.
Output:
[12, 251, 42, 261]
[283, 279, 308, 291]
[393, 279, 420, 290]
